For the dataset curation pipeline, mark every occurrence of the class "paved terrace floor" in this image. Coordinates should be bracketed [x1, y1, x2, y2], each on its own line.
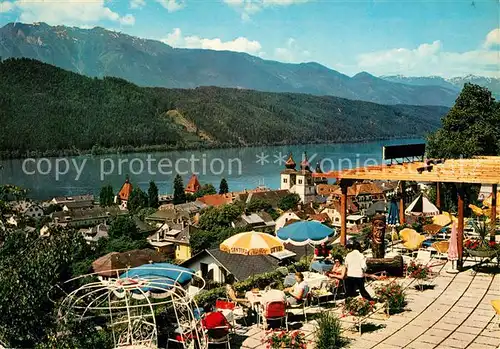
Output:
[229, 261, 499, 349]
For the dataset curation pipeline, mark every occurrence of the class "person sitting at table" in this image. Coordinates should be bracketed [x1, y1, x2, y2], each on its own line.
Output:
[225, 274, 249, 306]
[283, 272, 309, 306]
[314, 242, 332, 261]
[326, 255, 346, 287]
[201, 303, 232, 339]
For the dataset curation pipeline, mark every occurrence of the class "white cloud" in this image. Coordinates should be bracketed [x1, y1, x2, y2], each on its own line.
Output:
[355, 32, 500, 77]
[120, 14, 136, 26]
[0, 1, 14, 13]
[156, 0, 184, 12]
[13, 0, 134, 27]
[484, 28, 500, 49]
[162, 27, 263, 55]
[224, 0, 309, 20]
[130, 0, 146, 9]
[274, 37, 310, 63]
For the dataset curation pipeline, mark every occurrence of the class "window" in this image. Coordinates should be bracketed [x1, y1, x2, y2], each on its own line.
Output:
[298, 179, 303, 184]
[200, 263, 209, 279]
[335, 217, 340, 222]
[283, 178, 288, 183]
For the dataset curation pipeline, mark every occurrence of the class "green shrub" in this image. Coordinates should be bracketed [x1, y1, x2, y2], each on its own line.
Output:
[314, 312, 346, 349]
[374, 282, 406, 315]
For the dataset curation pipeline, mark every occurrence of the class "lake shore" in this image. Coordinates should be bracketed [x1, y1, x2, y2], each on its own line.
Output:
[0, 134, 425, 160]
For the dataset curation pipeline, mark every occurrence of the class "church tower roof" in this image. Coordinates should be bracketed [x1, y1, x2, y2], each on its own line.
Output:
[300, 152, 311, 172]
[118, 175, 133, 201]
[285, 153, 296, 170]
[185, 174, 201, 193]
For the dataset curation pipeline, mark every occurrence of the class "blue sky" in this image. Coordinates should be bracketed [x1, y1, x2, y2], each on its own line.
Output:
[0, 0, 498, 77]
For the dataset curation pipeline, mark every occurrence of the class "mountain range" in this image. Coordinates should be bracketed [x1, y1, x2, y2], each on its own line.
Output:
[0, 58, 448, 158]
[0, 22, 464, 107]
[380, 75, 500, 98]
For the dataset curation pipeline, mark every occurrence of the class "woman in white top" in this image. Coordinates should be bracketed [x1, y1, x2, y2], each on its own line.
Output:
[283, 272, 308, 306]
[344, 240, 374, 301]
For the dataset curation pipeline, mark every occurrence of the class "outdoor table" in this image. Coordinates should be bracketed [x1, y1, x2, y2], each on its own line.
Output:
[302, 271, 329, 289]
[310, 261, 333, 273]
[245, 290, 265, 310]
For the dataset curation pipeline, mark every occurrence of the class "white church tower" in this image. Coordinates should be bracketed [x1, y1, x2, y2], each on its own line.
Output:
[280, 152, 316, 203]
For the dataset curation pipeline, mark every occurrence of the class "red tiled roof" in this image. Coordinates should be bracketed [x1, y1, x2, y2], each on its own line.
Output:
[185, 174, 201, 193]
[197, 193, 234, 207]
[332, 182, 384, 197]
[316, 184, 339, 196]
[309, 213, 330, 222]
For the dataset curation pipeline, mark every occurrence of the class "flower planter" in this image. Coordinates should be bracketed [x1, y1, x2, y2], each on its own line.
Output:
[467, 249, 496, 258]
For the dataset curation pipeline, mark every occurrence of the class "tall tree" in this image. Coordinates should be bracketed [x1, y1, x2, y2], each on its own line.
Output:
[427, 83, 500, 159]
[278, 193, 301, 211]
[108, 215, 140, 240]
[147, 181, 159, 208]
[194, 183, 217, 198]
[99, 184, 114, 207]
[219, 178, 229, 194]
[173, 175, 186, 205]
[127, 187, 148, 213]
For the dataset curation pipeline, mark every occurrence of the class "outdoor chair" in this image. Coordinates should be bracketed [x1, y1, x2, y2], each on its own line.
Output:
[310, 280, 334, 306]
[261, 301, 288, 330]
[287, 288, 311, 324]
[215, 298, 247, 329]
[431, 241, 449, 259]
[205, 325, 232, 349]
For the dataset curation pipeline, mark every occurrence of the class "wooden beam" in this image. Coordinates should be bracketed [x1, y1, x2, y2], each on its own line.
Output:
[491, 184, 497, 242]
[399, 181, 406, 225]
[437, 183, 442, 206]
[340, 183, 348, 246]
[457, 185, 465, 269]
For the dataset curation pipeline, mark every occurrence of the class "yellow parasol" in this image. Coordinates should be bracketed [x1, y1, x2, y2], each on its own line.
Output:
[432, 211, 457, 226]
[483, 192, 499, 208]
[220, 231, 284, 256]
[399, 228, 425, 251]
[469, 204, 486, 217]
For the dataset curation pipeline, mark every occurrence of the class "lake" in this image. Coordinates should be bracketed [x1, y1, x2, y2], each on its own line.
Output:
[0, 138, 422, 200]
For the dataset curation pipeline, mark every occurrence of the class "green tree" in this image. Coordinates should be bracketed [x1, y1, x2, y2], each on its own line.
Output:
[194, 183, 217, 198]
[427, 84, 500, 158]
[219, 178, 229, 194]
[278, 193, 301, 211]
[246, 199, 272, 213]
[198, 204, 243, 231]
[108, 215, 140, 240]
[147, 181, 159, 208]
[99, 184, 114, 207]
[127, 187, 148, 213]
[173, 175, 186, 204]
[0, 227, 93, 348]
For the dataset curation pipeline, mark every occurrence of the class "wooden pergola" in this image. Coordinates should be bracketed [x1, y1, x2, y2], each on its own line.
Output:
[313, 157, 500, 267]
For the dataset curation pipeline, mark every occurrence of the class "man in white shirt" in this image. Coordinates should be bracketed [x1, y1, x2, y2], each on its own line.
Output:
[283, 272, 309, 305]
[344, 240, 374, 301]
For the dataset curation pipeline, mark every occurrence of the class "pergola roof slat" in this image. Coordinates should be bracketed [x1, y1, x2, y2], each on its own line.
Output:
[313, 158, 500, 184]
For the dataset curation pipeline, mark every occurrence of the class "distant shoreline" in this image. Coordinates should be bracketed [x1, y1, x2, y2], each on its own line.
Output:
[0, 135, 426, 160]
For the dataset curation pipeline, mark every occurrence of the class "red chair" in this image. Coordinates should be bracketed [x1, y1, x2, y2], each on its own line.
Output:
[262, 301, 287, 330]
[216, 299, 236, 310]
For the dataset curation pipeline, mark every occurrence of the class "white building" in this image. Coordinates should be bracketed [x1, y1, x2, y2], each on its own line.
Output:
[274, 211, 301, 233]
[280, 153, 316, 204]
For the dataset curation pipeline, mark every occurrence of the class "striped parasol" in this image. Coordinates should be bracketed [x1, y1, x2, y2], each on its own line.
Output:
[220, 231, 284, 255]
[405, 194, 440, 217]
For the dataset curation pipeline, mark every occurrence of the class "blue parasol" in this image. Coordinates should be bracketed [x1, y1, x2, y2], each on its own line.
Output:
[387, 199, 399, 226]
[277, 220, 335, 246]
[119, 262, 195, 293]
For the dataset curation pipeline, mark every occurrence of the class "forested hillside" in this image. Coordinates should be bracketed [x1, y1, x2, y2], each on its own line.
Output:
[0, 58, 449, 158]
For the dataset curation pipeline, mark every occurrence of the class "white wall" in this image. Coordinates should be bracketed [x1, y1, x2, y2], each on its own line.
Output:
[183, 254, 226, 283]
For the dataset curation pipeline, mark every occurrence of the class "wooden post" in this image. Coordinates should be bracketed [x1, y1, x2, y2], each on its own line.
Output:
[340, 182, 348, 246]
[436, 182, 441, 211]
[457, 185, 465, 269]
[399, 181, 406, 225]
[491, 184, 497, 242]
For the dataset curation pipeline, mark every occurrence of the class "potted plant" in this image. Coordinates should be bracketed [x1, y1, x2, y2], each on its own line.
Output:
[261, 330, 307, 349]
[465, 218, 497, 258]
[314, 312, 347, 349]
[406, 260, 431, 291]
[374, 282, 406, 315]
